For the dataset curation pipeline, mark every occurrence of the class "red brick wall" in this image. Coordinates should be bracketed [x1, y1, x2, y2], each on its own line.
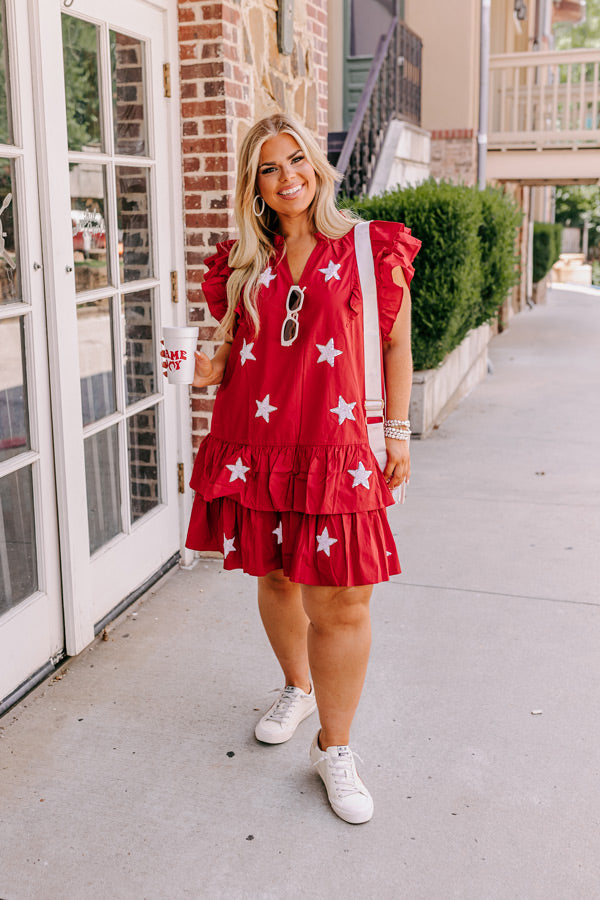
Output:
[177, 0, 328, 447]
[430, 129, 477, 186]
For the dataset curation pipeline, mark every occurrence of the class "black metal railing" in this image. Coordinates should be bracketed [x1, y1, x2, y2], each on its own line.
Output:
[335, 19, 422, 198]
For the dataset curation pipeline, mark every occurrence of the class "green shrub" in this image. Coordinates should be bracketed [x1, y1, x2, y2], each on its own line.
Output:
[345, 180, 521, 370]
[532, 222, 563, 283]
[476, 187, 522, 328]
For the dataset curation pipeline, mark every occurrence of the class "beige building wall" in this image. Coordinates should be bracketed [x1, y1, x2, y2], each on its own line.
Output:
[490, 0, 532, 55]
[405, 0, 480, 133]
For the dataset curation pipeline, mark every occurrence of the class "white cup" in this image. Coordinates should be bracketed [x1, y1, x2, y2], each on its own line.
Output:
[162, 326, 199, 384]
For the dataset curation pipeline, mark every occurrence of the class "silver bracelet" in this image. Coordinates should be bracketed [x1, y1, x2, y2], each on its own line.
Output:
[385, 418, 410, 429]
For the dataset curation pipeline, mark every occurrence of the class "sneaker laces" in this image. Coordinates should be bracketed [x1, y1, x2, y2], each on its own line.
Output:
[315, 746, 367, 798]
[265, 687, 303, 724]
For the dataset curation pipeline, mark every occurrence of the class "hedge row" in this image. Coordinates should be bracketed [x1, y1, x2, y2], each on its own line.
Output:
[345, 180, 522, 370]
[532, 222, 563, 283]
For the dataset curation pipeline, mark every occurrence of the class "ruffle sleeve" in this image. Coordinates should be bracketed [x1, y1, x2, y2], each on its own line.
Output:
[201, 240, 236, 323]
[369, 220, 421, 342]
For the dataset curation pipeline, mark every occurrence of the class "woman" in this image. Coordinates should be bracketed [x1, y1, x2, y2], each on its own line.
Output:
[182, 113, 420, 824]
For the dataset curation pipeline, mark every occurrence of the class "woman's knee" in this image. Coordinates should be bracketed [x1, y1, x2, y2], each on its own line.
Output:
[302, 585, 372, 630]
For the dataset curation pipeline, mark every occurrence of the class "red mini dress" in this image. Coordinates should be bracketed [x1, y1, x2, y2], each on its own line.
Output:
[186, 220, 421, 586]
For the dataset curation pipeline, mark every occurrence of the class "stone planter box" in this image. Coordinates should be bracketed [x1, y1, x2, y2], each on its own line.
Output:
[532, 279, 547, 305]
[409, 323, 491, 437]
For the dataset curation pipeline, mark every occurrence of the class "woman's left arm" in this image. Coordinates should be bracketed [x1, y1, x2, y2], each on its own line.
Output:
[381, 265, 412, 490]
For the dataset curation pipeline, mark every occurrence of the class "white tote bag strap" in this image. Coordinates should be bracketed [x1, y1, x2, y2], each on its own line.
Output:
[354, 221, 386, 463]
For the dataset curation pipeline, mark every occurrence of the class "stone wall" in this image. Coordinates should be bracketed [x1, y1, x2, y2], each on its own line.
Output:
[430, 129, 477, 186]
[177, 0, 328, 447]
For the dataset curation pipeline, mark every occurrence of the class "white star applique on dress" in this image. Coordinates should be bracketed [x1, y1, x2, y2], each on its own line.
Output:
[318, 260, 341, 283]
[255, 394, 277, 422]
[330, 395, 356, 425]
[316, 338, 343, 368]
[348, 461, 372, 490]
[226, 457, 250, 483]
[273, 521, 283, 544]
[316, 526, 338, 556]
[239, 338, 256, 366]
[223, 534, 236, 559]
[259, 266, 277, 288]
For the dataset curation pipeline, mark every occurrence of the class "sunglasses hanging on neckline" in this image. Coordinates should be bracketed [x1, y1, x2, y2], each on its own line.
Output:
[281, 284, 306, 346]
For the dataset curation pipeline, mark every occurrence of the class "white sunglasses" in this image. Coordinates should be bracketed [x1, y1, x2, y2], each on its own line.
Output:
[280, 285, 305, 346]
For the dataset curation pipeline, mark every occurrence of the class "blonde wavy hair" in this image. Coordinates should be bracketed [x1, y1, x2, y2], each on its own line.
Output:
[218, 113, 360, 338]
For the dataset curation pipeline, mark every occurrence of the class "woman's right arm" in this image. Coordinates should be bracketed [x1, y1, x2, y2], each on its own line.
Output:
[192, 340, 232, 388]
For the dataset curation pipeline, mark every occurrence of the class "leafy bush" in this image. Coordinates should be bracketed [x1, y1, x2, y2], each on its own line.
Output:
[532, 223, 563, 283]
[476, 187, 522, 328]
[345, 180, 521, 370]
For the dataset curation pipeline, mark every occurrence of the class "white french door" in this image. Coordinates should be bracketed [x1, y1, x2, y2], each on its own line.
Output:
[1, 0, 183, 703]
[0, 0, 63, 701]
[33, 0, 181, 637]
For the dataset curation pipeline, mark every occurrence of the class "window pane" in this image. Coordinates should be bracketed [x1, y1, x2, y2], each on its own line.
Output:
[0, 3, 13, 145]
[61, 15, 102, 152]
[0, 466, 37, 614]
[0, 158, 20, 304]
[127, 406, 160, 523]
[70, 163, 109, 292]
[77, 299, 116, 426]
[84, 425, 122, 554]
[111, 30, 147, 157]
[0, 317, 29, 461]
[116, 166, 152, 283]
[123, 289, 155, 405]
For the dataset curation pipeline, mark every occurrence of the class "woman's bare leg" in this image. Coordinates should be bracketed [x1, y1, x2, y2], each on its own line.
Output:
[257, 569, 311, 693]
[301, 584, 373, 748]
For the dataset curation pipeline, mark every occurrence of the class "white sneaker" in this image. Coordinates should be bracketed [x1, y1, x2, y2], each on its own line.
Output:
[254, 685, 317, 744]
[309, 732, 374, 824]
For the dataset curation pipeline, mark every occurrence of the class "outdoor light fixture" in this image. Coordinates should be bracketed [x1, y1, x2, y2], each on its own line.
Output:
[514, 0, 527, 20]
[277, 0, 294, 55]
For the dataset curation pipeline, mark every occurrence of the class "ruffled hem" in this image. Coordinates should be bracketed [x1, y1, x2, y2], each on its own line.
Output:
[185, 497, 401, 586]
[369, 220, 422, 342]
[189, 433, 396, 514]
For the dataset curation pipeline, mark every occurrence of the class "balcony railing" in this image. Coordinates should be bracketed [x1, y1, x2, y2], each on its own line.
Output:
[335, 19, 422, 197]
[489, 48, 600, 149]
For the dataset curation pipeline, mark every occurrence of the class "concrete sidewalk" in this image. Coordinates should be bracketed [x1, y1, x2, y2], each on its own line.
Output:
[1, 286, 599, 900]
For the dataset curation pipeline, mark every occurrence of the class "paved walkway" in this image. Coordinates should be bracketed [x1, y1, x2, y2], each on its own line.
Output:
[1, 286, 599, 900]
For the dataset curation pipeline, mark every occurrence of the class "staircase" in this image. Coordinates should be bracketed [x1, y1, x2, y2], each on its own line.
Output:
[329, 18, 423, 198]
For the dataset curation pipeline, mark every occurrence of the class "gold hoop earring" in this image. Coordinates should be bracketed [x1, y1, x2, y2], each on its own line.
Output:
[253, 195, 266, 216]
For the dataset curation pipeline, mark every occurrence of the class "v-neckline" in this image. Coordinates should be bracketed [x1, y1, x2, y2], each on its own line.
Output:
[281, 238, 321, 287]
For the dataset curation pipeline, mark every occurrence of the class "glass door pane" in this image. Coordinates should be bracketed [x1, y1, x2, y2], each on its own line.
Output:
[0, 158, 20, 304]
[0, 316, 29, 460]
[110, 30, 148, 156]
[0, 465, 37, 612]
[61, 14, 103, 153]
[70, 162, 110, 292]
[77, 298, 116, 425]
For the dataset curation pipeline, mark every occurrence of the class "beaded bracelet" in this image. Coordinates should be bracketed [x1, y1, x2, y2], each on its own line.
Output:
[385, 418, 410, 429]
[384, 426, 411, 440]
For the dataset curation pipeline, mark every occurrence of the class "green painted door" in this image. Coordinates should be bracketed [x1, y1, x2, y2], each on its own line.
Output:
[343, 0, 404, 130]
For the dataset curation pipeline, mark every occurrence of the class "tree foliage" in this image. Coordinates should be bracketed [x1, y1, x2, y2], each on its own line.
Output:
[554, 0, 600, 49]
[61, 14, 102, 152]
[555, 186, 600, 255]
